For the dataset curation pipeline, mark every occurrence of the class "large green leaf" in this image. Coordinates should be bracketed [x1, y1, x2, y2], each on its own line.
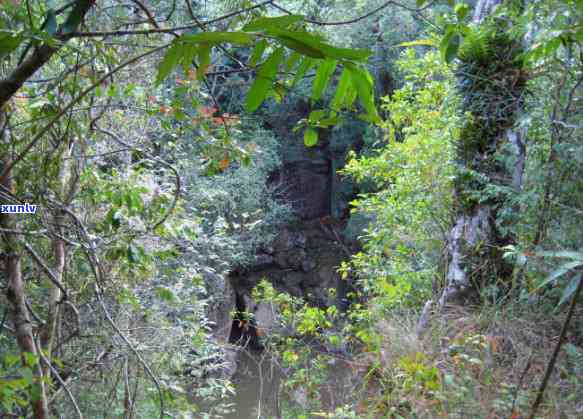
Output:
[311, 58, 337, 101]
[267, 29, 371, 61]
[181, 31, 254, 45]
[276, 34, 325, 58]
[243, 15, 304, 32]
[179, 41, 199, 73]
[246, 47, 285, 112]
[291, 56, 316, 87]
[331, 67, 352, 111]
[440, 32, 461, 63]
[197, 43, 212, 79]
[346, 64, 379, 123]
[156, 41, 183, 85]
[249, 38, 268, 67]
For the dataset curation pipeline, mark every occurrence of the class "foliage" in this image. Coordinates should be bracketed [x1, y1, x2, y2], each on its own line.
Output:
[341, 48, 458, 310]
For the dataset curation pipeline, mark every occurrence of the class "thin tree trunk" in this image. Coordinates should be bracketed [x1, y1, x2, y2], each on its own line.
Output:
[1, 111, 49, 418]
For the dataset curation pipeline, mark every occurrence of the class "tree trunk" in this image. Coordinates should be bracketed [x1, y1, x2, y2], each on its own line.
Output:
[439, 0, 527, 306]
[1, 111, 49, 418]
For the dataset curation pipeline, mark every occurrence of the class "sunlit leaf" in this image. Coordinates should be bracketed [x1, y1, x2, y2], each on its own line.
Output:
[311, 58, 337, 101]
[304, 127, 318, 147]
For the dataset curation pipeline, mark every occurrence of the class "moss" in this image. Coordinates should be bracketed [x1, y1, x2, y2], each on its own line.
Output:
[453, 27, 528, 214]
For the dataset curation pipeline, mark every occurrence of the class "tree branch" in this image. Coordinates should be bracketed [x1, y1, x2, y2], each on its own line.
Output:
[0, 0, 96, 109]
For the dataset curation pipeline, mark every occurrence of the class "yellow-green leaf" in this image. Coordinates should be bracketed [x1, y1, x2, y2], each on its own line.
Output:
[304, 127, 318, 147]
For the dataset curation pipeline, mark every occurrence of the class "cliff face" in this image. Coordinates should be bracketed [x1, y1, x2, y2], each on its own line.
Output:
[265, 99, 366, 220]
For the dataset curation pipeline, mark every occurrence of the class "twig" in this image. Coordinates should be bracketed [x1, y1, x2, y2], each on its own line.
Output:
[23, 242, 69, 300]
[528, 273, 583, 419]
[37, 344, 83, 418]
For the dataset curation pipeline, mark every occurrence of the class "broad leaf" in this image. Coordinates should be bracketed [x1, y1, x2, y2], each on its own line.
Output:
[291, 57, 316, 87]
[267, 29, 371, 61]
[346, 64, 379, 123]
[311, 58, 337, 101]
[246, 47, 285, 112]
[197, 43, 212, 79]
[331, 68, 352, 111]
[284, 51, 301, 74]
[249, 39, 268, 67]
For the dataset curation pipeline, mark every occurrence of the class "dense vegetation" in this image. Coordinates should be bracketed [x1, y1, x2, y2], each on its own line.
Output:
[0, 0, 582, 418]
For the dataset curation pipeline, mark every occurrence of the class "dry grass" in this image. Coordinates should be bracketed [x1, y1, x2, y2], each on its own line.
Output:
[352, 303, 583, 418]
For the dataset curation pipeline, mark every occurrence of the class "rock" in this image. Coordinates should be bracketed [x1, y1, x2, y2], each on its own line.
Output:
[221, 347, 239, 379]
[253, 253, 274, 269]
[301, 258, 316, 272]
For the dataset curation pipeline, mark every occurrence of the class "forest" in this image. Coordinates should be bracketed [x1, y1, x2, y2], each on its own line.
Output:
[0, 0, 582, 418]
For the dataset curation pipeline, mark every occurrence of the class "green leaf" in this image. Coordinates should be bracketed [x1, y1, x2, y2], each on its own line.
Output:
[156, 42, 182, 85]
[440, 32, 461, 64]
[284, 51, 301, 74]
[308, 109, 326, 123]
[331, 67, 352, 111]
[275, 33, 325, 59]
[304, 127, 318, 147]
[23, 352, 37, 367]
[180, 31, 254, 45]
[268, 29, 371, 61]
[197, 43, 212, 79]
[346, 64, 379, 123]
[311, 58, 337, 101]
[243, 15, 304, 32]
[249, 38, 268, 67]
[0, 31, 23, 59]
[21, 368, 33, 385]
[291, 57, 316, 86]
[155, 286, 175, 302]
[455, 3, 470, 20]
[397, 39, 437, 47]
[179, 42, 198, 73]
[558, 276, 582, 306]
[246, 47, 285, 112]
